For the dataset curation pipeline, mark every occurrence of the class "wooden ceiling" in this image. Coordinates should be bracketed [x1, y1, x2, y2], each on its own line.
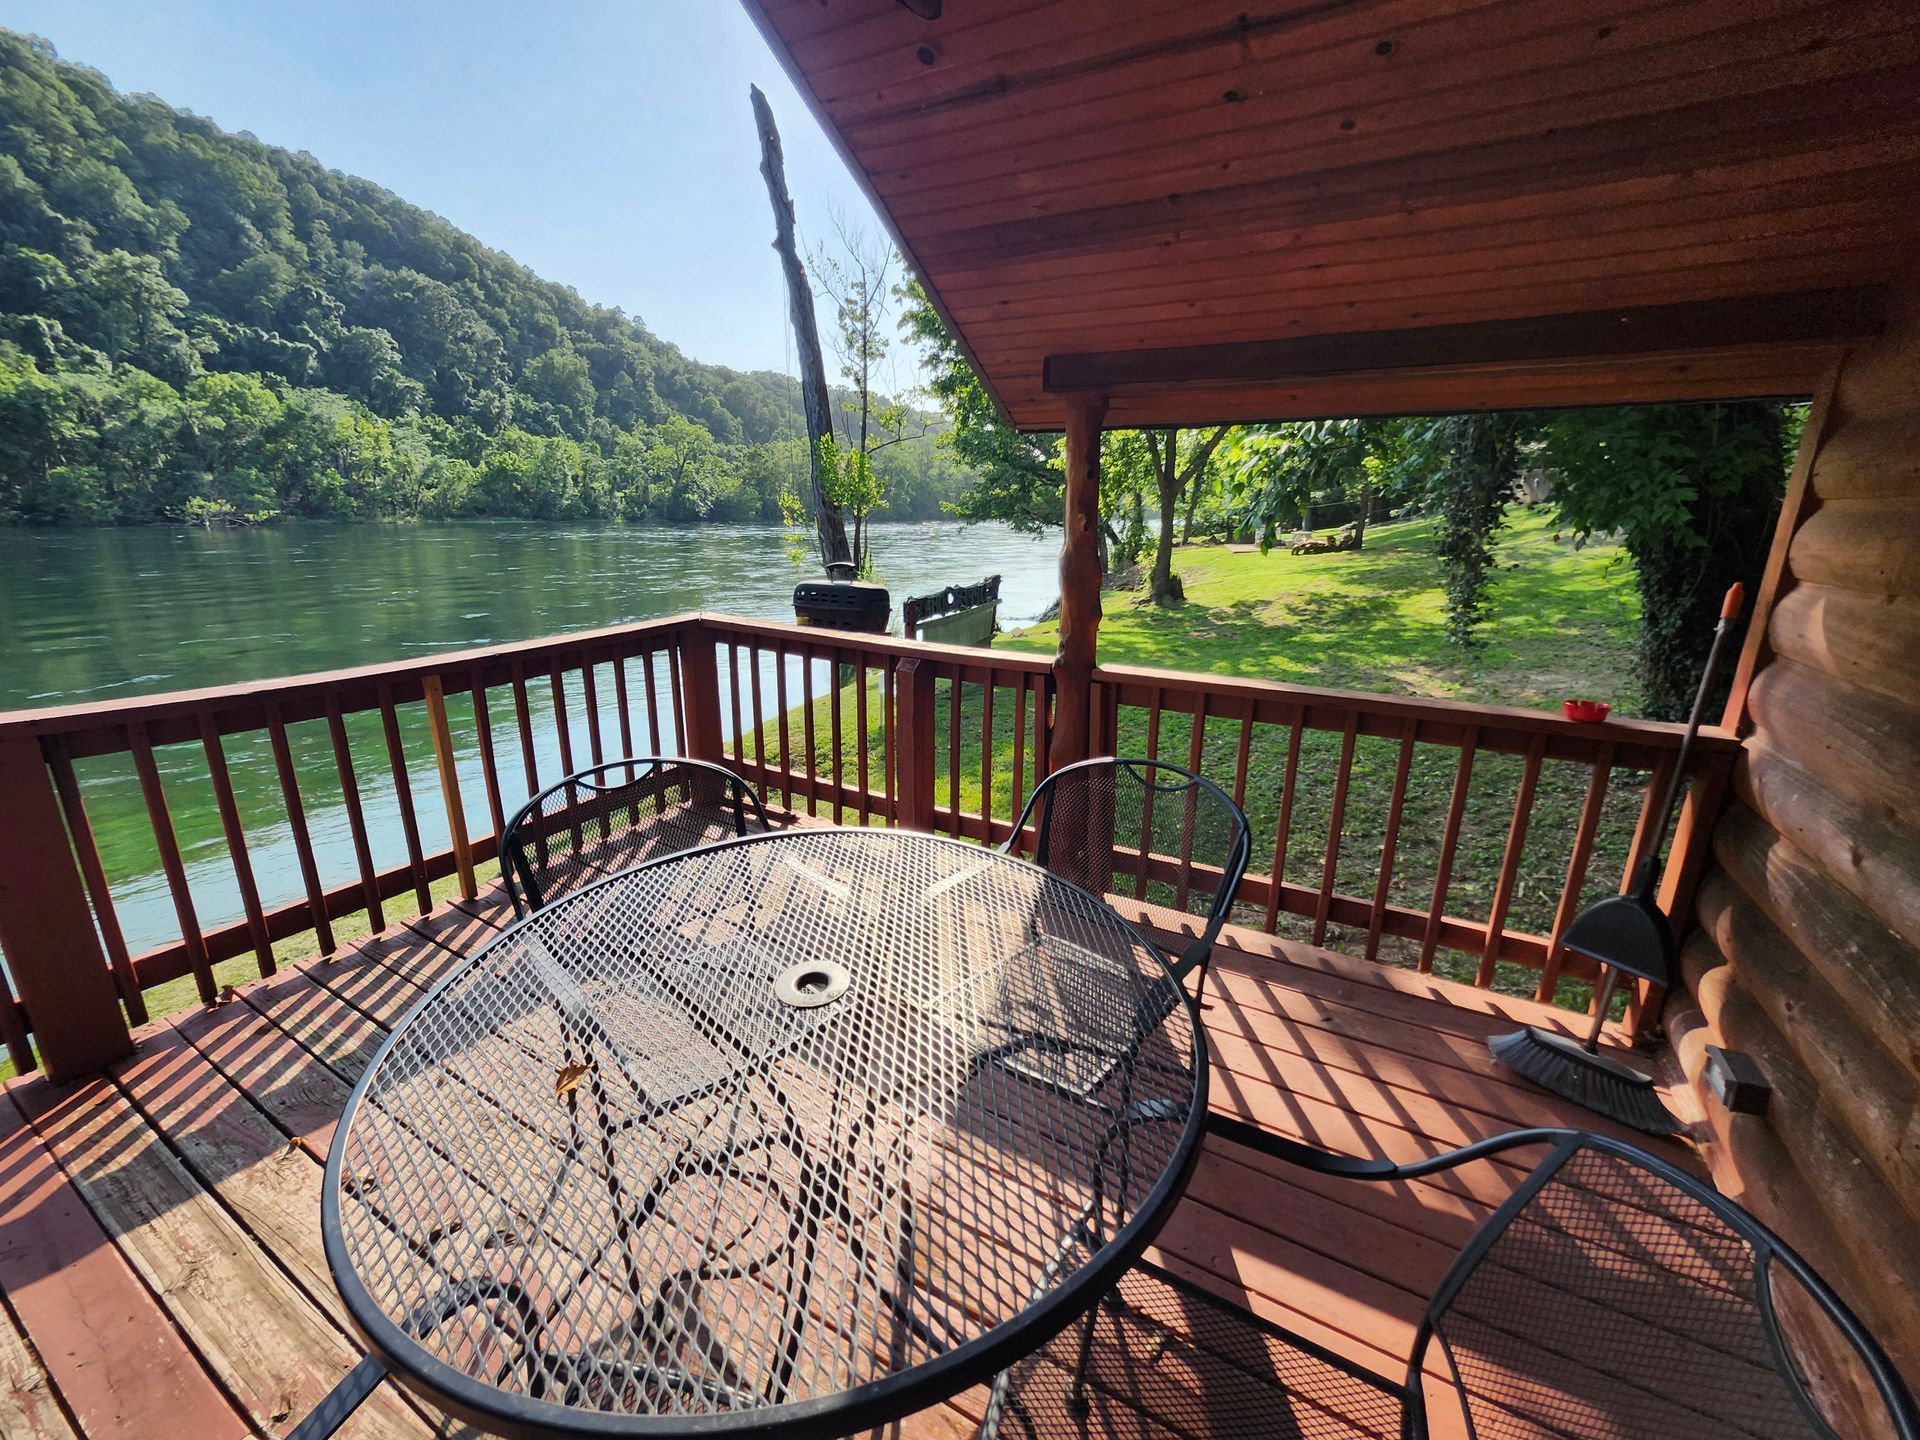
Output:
[740, 0, 1920, 430]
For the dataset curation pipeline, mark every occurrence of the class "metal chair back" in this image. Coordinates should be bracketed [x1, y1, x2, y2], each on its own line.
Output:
[499, 757, 768, 916]
[1006, 757, 1251, 978]
[1409, 1131, 1919, 1440]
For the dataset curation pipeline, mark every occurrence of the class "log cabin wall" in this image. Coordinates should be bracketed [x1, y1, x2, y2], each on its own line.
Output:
[1672, 272, 1920, 1387]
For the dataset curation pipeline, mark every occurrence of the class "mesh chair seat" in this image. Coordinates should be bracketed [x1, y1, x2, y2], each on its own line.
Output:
[985, 1129, 1919, 1440]
[1006, 758, 1252, 980]
[500, 757, 768, 915]
[988, 1262, 1405, 1440]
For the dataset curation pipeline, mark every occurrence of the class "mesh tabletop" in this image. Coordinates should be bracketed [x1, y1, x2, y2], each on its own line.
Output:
[324, 828, 1205, 1438]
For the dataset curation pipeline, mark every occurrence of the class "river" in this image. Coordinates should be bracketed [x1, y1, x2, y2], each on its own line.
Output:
[0, 519, 1062, 954]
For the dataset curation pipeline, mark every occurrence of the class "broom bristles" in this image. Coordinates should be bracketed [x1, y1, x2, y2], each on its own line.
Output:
[1489, 1027, 1681, 1136]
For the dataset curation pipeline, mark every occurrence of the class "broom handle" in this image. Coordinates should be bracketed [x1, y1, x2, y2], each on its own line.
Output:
[1584, 968, 1621, 1054]
[1634, 583, 1744, 901]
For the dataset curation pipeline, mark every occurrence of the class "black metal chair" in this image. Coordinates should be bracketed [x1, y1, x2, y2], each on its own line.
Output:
[1004, 757, 1252, 982]
[499, 756, 769, 916]
[983, 1121, 1920, 1440]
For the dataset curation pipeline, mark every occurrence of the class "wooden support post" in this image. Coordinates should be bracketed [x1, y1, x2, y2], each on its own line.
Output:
[893, 657, 937, 833]
[0, 736, 132, 1080]
[1050, 393, 1108, 770]
[422, 675, 477, 902]
[677, 627, 728, 766]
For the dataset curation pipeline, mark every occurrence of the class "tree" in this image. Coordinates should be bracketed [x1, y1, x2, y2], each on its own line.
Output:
[898, 278, 1064, 538]
[1543, 402, 1787, 718]
[1142, 426, 1229, 604]
[1411, 413, 1527, 648]
[809, 213, 919, 574]
[750, 83, 852, 570]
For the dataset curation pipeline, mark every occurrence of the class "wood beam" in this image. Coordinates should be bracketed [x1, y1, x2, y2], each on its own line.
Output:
[1050, 394, 1107, 770]
[1043, 288, 1886, 394]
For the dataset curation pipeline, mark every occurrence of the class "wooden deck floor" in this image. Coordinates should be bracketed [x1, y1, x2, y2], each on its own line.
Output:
[0, 865, 1694, 1440]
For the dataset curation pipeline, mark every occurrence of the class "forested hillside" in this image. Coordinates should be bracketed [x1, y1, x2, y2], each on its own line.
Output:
[0, 31, 965, 525]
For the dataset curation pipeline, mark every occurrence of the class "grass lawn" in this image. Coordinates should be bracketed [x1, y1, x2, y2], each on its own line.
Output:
[769, 507, 1653, 1012]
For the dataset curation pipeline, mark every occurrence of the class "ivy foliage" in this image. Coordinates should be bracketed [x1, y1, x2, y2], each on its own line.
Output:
[1543, 401, 1789, 719]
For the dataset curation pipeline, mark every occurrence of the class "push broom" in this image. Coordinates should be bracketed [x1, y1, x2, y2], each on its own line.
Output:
[1489, 582, 1745, 1135]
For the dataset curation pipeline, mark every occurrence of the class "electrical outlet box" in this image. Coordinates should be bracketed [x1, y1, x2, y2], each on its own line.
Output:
[1705, 1045, 1771, 1115]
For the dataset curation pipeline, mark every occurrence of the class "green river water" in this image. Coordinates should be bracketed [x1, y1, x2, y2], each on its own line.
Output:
[0, 519, 1060, 954]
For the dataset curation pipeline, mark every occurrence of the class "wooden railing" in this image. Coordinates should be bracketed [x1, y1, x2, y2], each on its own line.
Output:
[0, 613, 1735, 1079]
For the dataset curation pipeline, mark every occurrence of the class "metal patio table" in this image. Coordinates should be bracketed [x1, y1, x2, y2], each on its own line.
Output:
[317, 827, 1207, 1440]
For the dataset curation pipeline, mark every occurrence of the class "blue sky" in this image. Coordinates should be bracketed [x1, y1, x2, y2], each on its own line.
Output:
[5, 1, 908, 381]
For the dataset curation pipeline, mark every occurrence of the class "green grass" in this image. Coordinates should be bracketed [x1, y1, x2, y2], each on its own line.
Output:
[763, 508, 1650, 1012]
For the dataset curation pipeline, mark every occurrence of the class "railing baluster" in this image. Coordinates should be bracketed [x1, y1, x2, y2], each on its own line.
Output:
[1262, 712, 1304, 933]
[1476, 733, 1547, 987]
[326, 695, 383, 934]
[1537, 746, 1615, 1003]
[198, 715, 274, 976]
[1175, 691, 1208, 911]
[128, 723, 214, 1003]
[1231, 710, 1253, 811]
[727, 639, 745, 766]
[801, 644, 819, 817]
[581, 661, 604, 769]
[856, 656, 871, 826]
[1418, 726, 1479, 973]
[1364, 721, 1419, 961]
[668, 638, 688, 753]
[511, 661, 540, 798]
[1134, 688, 1163, 899]
[642, 644, 665, 756]
[1622, 751, 1677, 892]
[471, 677, 507, 841]
[265, 703, 334, 957]
[422, 676, 478, 903]
[775, 641, 792, 811]
[829, 647, 845, 825]
[882, 661, 898, 823]
[549, 665, 575, 777]
[46, 737, 145, 1022]
[612, 655, 636, 763]
[946, 670, 961, 835]
[1035, 674, 1051, 783]
[1010, 674, 1028, 846]
[1312, 713, 1359, 945]
[748, 643, 768, 790]
[979, 670, 996, 841]
[378, 685, 433, 914]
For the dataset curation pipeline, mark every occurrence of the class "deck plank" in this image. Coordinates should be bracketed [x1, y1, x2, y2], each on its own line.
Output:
[0, 1088, 238, 1440]
[109, 1026, 479, 1438]
[168, 994, 353, 1150]
[0, 1287, 79, 1440]
[11, 1072, 421, 1438]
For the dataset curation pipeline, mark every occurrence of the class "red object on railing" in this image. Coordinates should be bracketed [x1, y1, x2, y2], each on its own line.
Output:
[1563, 699, 1613, 723]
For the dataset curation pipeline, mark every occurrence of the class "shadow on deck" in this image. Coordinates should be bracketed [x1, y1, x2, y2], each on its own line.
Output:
[0, 853, 1693, 1440]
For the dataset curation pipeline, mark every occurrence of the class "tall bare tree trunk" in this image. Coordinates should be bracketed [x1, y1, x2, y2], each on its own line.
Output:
[751, 85, 851, 570]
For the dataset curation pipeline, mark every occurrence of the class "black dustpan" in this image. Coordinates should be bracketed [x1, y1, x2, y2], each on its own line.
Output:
[1489, 583, 1746, 1133]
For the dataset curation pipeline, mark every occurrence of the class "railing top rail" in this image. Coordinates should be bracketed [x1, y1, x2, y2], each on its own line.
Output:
[1093, 659, 1741, 755]
[0, 612, 705, 747]
[693, 612, 1056, 673]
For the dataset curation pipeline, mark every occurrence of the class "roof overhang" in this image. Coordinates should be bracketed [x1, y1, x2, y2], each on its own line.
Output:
[741, 0, 1920, 429]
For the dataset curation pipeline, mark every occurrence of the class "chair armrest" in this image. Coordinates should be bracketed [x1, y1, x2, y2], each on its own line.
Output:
[1205, 1113, 1575, 1180]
